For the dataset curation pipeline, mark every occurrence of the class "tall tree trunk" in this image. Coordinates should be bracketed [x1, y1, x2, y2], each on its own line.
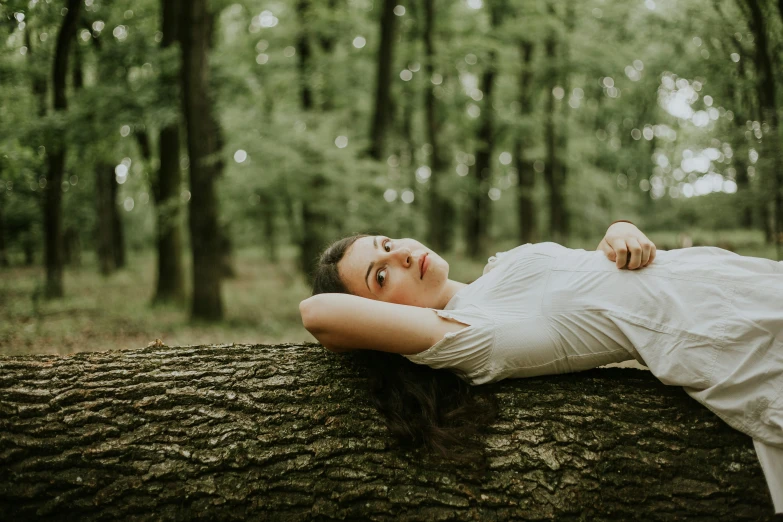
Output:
[0, 344, 776, 519]
[516, 40, 538, 245]
[318, 0, 340, 111]
[746, 0, 783, 259]
[181, 0, 224, 320]
[64, 37, 83, 269]
[725, 57, 754, 229]
[95, 163, 116, 276]
[300, 175, 327, 280]
[556, 1, 573, 242]
[466, 4, 502, 259]
[296, 0, 329, 281]
[72, 39, 83, 90]
[543, 5, 563, 243]
[368, 0, 397, 160]
[153, 0, 186, 304]
[43, 0, 80, 298]
[296, 0, 314, 112]
[423, 0, 453, 252]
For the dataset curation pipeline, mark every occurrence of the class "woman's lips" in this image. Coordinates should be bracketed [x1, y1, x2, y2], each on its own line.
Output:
[420, 253, 428, 278]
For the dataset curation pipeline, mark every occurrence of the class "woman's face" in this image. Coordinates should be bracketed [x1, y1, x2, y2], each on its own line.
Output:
[338, 236, 449, 308]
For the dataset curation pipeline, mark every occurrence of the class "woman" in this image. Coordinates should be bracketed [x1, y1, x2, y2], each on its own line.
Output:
[300, 221, 782, 512]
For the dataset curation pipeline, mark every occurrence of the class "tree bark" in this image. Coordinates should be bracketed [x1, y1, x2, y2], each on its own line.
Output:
[745, 0, 783, 260]
[515, 39, 538, 246]
[300, 174, 327, 281]
[423, 0, 454, 253]
[295, 0, 329, 282]
[543, 3, 565, 245]
[317, 0, 340, 111]
[296, 0, 314, 112]
[43, 0, 81, 298]
[0, 343, 777, 520]
[556, 1, 573, 242]
[95, 163, 116, 276]
[367, 0, 398, 161]
[466, 4, 502, 259]
[153, 0, 186, 304]
[181, 0, 224, 320]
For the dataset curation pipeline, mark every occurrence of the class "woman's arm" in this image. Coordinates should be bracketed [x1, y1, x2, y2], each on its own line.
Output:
[299, 293, 467, 354]
[597, 220, 657, 270]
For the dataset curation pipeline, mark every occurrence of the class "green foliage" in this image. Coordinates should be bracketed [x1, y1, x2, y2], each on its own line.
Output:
[1, 0, 782, 331]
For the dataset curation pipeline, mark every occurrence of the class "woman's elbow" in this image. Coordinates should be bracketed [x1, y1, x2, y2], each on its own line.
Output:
[299, 296, 321, 333]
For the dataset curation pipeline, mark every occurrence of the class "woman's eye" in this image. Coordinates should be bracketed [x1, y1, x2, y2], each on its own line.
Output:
[384, 240, 392, 252]
[377, 268, 387, 287]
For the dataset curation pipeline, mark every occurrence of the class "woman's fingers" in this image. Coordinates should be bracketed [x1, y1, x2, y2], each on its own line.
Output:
[640, 241, 652, 267]
[609, 238, 629, 269]
[626, 238, 643, 269]
[597, 238, 616, 261]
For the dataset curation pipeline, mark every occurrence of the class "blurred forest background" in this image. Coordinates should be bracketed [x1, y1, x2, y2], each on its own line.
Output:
[1, 0, 782, 355]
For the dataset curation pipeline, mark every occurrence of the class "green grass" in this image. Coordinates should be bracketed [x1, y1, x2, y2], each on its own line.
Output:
[0, 246, 317, 356]
[1, 228, 777, 356]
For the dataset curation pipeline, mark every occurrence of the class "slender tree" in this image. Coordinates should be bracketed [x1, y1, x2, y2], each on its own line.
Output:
[152, 0, 186, 303]
[556, 0, 574, 242]
[367, 0, 398, 161]
[745, 0, 782, 259]
[94, 162, 116, 275]
[295, 0, 330, 281]
[722, 31, 753, 229]
[423, 0, 454, 252]
[181, 0, 224, 320]
[542, 3, 565, 244]
[43, 0, 80, 298]
[466, 1, 503, 259]
[317, 0, 340, 111]
[515, 39, 538, 245]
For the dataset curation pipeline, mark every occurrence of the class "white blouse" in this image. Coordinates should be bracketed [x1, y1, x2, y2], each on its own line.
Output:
[401, 242, 783, 510]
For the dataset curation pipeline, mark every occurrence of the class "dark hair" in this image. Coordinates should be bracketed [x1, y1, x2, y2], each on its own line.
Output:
[312, 234, 499, 469]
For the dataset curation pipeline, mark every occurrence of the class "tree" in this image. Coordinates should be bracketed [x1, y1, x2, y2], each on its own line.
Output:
[423, 0, 455, 253]
[465, 1, 504, 259]
[152, 0, 186, 304]
[94, 162, 117, 275]
[180, 0, 224, 321]
[295, 0, 330, 281]
[744, 0, 783, 260]
[367, 0, 398, 161]
[0, 343, 777, 519]
[515, 38, 538, 245]
[42, 0, 80, 298]
[542, 3, 565, 244]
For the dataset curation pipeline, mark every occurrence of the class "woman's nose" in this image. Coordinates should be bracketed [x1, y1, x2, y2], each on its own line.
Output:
[389, 247, 412, 266]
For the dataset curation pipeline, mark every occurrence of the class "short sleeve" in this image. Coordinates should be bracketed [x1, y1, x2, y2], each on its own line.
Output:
[401, 308, 496, 385]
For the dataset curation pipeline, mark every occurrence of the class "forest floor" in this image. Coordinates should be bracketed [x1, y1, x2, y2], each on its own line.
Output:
[0, 228, 778, 356]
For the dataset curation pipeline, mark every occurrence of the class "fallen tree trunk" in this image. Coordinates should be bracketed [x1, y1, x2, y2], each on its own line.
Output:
[0, 343, 776, 520]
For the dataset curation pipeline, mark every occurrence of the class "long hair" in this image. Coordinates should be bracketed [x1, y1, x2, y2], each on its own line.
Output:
[311, 234, 499, 469]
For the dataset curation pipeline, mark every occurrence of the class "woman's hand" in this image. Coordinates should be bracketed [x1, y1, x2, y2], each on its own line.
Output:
[597, 222, 656, 270]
